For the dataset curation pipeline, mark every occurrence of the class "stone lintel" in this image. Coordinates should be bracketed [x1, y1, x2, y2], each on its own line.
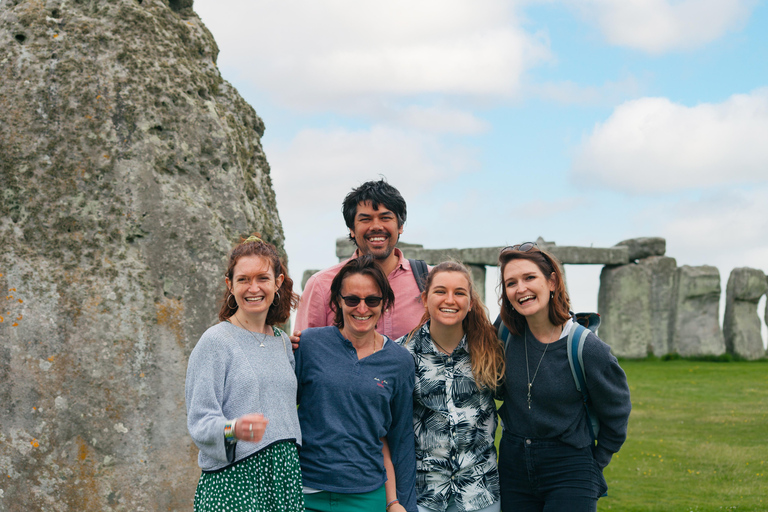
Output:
[336, 238, 629, 266]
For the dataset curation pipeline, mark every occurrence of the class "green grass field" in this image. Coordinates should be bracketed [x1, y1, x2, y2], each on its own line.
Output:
[601, 360, 768, 512]
[494, 360, 768, 511]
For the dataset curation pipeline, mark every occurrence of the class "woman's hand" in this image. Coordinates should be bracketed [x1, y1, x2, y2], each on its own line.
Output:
[236, 413, 269, 443]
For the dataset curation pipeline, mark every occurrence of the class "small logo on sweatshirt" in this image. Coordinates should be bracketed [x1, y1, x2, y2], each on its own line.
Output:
[374, 377, 389, 388]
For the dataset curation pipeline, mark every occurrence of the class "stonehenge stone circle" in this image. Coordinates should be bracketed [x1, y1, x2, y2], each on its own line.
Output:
[724, 268, 768, 360]
[1, 0, 283, 509]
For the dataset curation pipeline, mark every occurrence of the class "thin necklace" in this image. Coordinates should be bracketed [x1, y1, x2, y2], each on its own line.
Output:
[431, 337, 452, 355]
[231, 315, 269, 348]
[524, 324, 559, 410]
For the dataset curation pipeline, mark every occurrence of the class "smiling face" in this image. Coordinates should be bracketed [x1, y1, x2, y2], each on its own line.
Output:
[425, 271, 471, 329]
[226, 255, 284, 321]
[502, 258, 556, 322]
[349, 201, 403, 262]
[338, 272, 384, 338]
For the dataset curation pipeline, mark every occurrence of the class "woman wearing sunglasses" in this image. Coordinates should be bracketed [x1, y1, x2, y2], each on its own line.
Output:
[400, 261, 506, 512]
[295, 255, 417, 512]
[496, 243, 631, 512]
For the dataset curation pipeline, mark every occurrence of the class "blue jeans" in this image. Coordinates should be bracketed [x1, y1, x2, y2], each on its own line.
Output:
[498, 433, 607, 512]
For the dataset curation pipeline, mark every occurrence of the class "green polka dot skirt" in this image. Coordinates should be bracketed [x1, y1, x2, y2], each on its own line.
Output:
[194, 441, 304, 512]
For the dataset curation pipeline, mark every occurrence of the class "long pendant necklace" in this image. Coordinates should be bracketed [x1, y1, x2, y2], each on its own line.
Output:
[524, 324, 559, 410]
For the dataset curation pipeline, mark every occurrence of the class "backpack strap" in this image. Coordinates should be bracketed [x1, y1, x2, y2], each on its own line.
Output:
[567, 324, 600, 443]
[494, 315, 511, 352]
[409, 259, 429, 293]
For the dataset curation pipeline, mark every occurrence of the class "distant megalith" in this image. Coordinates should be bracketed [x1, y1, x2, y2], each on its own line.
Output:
[644, 256, 677, 356]
[670, 266, 725, 356]
[598, 253, 676, 358]
[0, 0, 283, 509]
[598, 263, 651, 358]
[723, 268, 767, 360]
[615, 237, 666, 261]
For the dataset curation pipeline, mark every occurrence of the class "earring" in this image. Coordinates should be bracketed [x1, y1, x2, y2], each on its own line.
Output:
[550, 291, 554, 299]
[271, 290, 281, 306]
[227, 293, 238, 309]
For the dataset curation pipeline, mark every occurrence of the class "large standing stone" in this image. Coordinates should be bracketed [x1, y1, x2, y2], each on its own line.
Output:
[0, 0, 283, 509]
[670, 266, 725, 356]
[723, 268, 767, 360]
[598, 263, 652, 358]
[644, 256, 677, 356]
[614, 237, 666, 261]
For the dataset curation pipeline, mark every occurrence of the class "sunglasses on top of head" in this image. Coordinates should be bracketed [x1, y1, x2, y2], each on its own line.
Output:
[501, 242, 538, 254]
[340, 295, 383, 308]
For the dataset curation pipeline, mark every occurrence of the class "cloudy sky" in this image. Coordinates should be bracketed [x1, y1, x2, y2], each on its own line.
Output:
[193, 0, 768, 342]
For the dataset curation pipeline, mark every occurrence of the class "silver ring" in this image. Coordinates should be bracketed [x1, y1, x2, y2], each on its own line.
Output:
[249, 424, 253, 431]
[250, 432, 254, 439]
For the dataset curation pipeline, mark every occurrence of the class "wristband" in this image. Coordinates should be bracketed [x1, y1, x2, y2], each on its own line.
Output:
[386, 499, 399, 511]
[224, 419, 237, 443]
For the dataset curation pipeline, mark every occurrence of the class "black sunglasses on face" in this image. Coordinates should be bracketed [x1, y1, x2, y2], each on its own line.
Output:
[340, 295, 383, 308]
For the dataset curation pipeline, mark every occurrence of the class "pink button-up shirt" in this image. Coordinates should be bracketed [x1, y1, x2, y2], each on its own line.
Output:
[295, 249, 426, 339]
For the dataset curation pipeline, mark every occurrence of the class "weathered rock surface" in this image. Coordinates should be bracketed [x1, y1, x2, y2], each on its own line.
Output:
[644, 256, 677, 356]
[723, 268, 767, 360]
[598, 263, 651, 358]
[614, 237, 666, 261]
[670, 266, 725, 356]
[0, 0, 283, 509]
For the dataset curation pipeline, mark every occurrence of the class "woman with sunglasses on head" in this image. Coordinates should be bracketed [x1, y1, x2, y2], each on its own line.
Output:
[399, 261, 506, 512]
[295, 254, 417, 512]
[496, 243, 631, 512]
[185, 234, 303, 512]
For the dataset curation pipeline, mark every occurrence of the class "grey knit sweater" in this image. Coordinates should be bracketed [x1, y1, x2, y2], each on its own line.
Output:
[185, 321, 301, 471]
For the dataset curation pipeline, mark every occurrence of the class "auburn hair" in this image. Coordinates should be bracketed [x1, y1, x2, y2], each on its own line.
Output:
[407, 261, 505, 390]
[218, 233, 299, 325]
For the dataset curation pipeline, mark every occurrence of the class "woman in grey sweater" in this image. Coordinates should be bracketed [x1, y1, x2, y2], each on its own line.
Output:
[496, 243, 631, 512]
[185, 234, 302, 512]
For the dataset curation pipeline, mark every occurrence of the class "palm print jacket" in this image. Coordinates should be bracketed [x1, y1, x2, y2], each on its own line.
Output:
[398, 322, 500, 512]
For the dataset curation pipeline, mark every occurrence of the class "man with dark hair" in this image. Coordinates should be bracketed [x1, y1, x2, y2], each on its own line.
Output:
[295, 179, 427, 339]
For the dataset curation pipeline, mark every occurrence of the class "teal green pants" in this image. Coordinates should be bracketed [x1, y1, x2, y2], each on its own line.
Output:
[304, 486, 386, 512]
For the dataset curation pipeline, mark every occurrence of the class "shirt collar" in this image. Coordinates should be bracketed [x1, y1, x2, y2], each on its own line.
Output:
[414, 321, 468, 355]
[352, 247, 406, 271]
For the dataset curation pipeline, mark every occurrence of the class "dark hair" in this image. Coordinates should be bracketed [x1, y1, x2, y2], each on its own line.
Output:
[498, 246, 571, 336]
[406, 261, 505, 389]
[342, 179, 407, 242]
[219, 233, 299, 325]
[329, 255, 395, 329]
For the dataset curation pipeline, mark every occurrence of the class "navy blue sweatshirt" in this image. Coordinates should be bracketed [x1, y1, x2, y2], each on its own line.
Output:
[295, 326, 417, 511]
[498, 323, 631, 468]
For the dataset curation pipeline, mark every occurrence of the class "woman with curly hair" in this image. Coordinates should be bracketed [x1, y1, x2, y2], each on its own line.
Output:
[185, 234, 303, 512]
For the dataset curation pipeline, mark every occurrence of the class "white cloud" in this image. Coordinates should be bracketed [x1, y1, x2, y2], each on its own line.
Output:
[571, 89, 768, 193]
[567, 0, 756, 53]
[194, 0, 550, 109]
[657, 187, 768, 272]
